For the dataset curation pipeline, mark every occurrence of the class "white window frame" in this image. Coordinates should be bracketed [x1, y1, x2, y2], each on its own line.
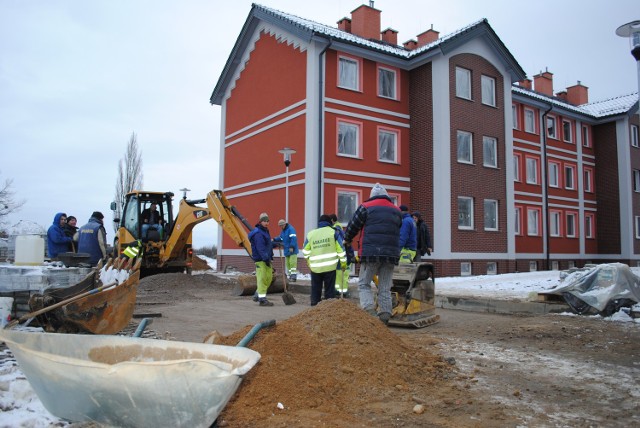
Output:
[513, 154, 521, 182]
[524, 108, 535, 133]
[514, 207, 522, 235]
[455, 67, 471, 100]
[584, 167, 593, 193]
[564, 165, 576, 190]
[377, 65, 397, 100]
[483, 136, 498, 168]
[566, 212, 577, 238]
[484, 199, 498, 231]
[585, 214, 594, 239]
[481, 75, 496, 107]
[550, 210, 561, 237]
[582, 125, 590, 148]
[377, 127, 398, 163]
[636, 216, 640, 239]
[486, 262, 497, 275]
[336, 190, 359, 224]
[457, 130, 473, 164]
[548, 161, 560, 188]
[512, 104, 519, 129]
[527, 208, 540, 236]
[635, 170, 640, 192]
[337, 120, 361, 158]
[529, 261, 538, 272]
[458, 196, 474, 230]
[526, 156, 539, 184]
[632, 125, 639, 148]
[338, 55, 360, 91]
[460, 262, 472, 276]
[562, 119, 573, 143]
[547, 115, 557, 139]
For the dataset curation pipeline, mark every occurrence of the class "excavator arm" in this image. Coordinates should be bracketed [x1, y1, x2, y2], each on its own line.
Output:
[159, 190, 252, 265]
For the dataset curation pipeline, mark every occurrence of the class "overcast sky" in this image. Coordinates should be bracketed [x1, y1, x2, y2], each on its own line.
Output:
[1, 0, 638, 248]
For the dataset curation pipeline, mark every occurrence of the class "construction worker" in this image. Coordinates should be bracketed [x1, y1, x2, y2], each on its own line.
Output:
[398, 205, 417, 263]
[248, 212, 274, 307]
[329, 213, 350, 297]
[77, 211, 108, 267]
[302, 214, 347, 306]
[273, 219, 299, 282]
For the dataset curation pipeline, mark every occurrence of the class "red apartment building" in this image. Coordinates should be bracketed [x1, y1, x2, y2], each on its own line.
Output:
[210, 3, 640, 277]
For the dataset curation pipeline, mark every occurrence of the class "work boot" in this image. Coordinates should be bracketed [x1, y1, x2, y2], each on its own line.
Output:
[343, 291, 351, 298]
[290, 274, 297, 282]
[252, 292, 259, 302]
[378, 312, 391, 325]
[365, 308, 377, 317]
[259, 298, 273, 307]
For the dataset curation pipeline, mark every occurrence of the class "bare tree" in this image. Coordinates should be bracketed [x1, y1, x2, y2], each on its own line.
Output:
[0, 172, 25, 230]
[113, 132, 143, 232]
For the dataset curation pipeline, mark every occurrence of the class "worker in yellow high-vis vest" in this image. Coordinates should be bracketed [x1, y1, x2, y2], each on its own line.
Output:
[302, 214, 347, 306]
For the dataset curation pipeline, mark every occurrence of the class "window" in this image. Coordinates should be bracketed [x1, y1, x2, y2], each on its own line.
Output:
[512, 104, 519, 129]
[564, 165, 575, 190]
[337, 190, 359, 224]
[515, 207, 522, 235]
[338, 56, 359, 91]
[514, 154, 521, 182]
[481, 75, 496, 106]
[487, 262, 497, 275]
[458, 197, 474, 229]
[457, 131, 473, 164]
[483, 136, 497, 168]
[562, 120, 573, 143]
[551, 261, 559, 271]
[378, 128, 398, 163]
[636, 216, 640, 239]
[548, 162, 560, 188]
[632, 125, 639, 148]
[585, 214, 594, 239]
[635, 170, 640, 192]
[582, 125, 590, 148]
[566, 212, 577, 237]
[584, 167, 593, 193]
[525, 108, 535, 133]
[378, 66, 397, 99]
[337, 120, 360, 157]
[526, 157, 539, 184]
[527, 208, 540, 236]
[456, 67, 471, 100]
[460, 262, 472, 276]
[547, 116, 557, 139]
[529, 261, 538, 272]
[484, 199, 498, 231]
[550, 210, 561, 237]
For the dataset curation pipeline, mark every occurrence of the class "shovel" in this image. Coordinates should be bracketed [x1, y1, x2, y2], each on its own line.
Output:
[279, 246, 296, 305]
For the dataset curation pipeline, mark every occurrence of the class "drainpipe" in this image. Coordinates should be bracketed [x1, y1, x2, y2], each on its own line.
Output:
[541, 104, 553, 270]
[317, 39, 332, 214]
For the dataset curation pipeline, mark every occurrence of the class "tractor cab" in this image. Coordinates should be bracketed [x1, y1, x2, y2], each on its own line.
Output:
[112, 191, 175, 244]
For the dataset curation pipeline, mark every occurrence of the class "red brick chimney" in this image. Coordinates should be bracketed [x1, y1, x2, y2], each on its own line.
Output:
[533, 70, 553, 96]
[566, 81, 589, 105]
[416, 26, 439, 47]
[403, 39, 418, 50]
[350, 4, 381, 40]
[518, 78, 532, 90]
[555, 90, 568, 101]
[337, 17, 351, 33]
[381, 27, 398, 45]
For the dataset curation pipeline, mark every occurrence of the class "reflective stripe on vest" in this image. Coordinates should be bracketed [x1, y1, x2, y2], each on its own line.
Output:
[123, 245, 140, 258]
[303, 227, 345, 273]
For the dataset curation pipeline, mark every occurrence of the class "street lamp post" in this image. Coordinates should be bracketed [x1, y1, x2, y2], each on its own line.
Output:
[616, 20, 640, 123]
[278, 147, 296, 222]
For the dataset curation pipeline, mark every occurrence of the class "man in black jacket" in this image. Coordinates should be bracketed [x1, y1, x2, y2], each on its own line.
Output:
[412, 211, 432, 261]
[343, 183, 402, 325]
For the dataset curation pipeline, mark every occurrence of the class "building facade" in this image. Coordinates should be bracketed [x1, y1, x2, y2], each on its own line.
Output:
[211, 3, 640, 276]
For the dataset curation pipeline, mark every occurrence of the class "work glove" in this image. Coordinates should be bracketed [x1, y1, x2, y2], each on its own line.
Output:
[426, 249, 432, 256]
[345, 245, 355, 265]
[341, 262, 347, 270]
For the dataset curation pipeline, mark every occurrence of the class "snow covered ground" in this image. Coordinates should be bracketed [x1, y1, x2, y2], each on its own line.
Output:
[1, 265, 638, 426]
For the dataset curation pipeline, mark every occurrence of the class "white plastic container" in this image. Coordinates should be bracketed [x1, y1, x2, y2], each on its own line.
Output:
[0, 297, 13, 326]
[14, 235, 45, 266]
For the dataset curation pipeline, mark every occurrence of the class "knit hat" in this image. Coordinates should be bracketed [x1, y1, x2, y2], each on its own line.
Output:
[399, 205, 409, 212]
[370, 183, 388, 198]
[412, 211, 422, 219]
[91, 211, 104, 220]
[259, 212, 269, 222]
[278, 219, 286, 227]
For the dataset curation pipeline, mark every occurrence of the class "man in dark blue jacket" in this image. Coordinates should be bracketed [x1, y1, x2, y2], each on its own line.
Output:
[77, 212, 107, 266]
[248, 212, 274, 306]
[47, 212, 72, 259]
[344, 183, 402, 325]
[398, 205, 417, 263]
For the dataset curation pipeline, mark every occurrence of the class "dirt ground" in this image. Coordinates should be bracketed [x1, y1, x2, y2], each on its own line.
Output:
[132, 270, 640, 428]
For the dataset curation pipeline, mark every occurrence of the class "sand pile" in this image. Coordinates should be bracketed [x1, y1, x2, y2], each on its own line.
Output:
[216, 299, 458, 427]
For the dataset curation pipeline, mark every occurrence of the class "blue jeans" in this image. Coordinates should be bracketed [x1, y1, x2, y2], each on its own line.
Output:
[357, 261, 395, 314]
[142, 223, 162, 239]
